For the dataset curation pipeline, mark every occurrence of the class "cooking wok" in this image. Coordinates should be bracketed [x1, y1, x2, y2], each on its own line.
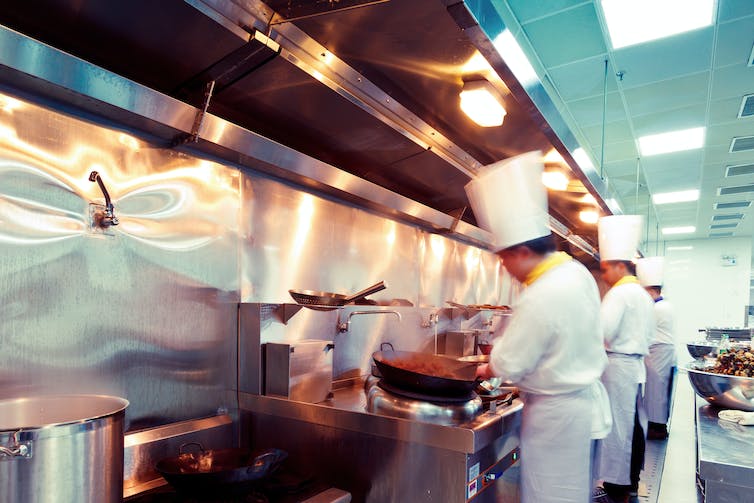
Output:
[289, 280, 386, 310]
[155, 443, 287, 494]
[372, 350, 480, 396]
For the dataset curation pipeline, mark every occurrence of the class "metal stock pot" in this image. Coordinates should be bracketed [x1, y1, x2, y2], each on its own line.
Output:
[0, 394, 129, 503]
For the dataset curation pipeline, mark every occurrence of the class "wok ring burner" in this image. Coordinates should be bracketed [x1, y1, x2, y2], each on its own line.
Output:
[365, 377, 482, 425]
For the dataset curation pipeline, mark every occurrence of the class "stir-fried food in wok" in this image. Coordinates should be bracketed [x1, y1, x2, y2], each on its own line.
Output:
[388, 354, 462, 379]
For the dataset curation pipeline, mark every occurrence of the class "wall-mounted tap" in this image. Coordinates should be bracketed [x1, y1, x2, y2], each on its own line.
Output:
[421, 312, 439, 328]
[88, 171, 119, 227]
[337, 310, 401, 333]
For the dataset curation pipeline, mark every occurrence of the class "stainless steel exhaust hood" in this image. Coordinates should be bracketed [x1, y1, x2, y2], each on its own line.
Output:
[0, 0, 606, 256]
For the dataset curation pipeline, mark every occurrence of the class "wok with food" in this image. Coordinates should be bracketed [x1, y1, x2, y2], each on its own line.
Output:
[372, 350, 479, 396]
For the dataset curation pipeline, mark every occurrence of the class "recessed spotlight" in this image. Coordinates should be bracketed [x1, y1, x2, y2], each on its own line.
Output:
[459, 80, 506, 127]
[579, 210, 599, 224]
[638, 127, 705, 156]
[541, 171, 569, 191]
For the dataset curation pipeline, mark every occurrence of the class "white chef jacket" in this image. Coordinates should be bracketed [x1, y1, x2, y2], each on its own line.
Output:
[489, 256, 609, 503]
[489, 259, 607, 394]
[650, 298, 674, 346]
[601, 282, 654, 359]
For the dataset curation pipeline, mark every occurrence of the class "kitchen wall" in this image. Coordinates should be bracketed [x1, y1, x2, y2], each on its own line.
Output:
[647, 237, 752, 362]
[0, 91, 511, 430]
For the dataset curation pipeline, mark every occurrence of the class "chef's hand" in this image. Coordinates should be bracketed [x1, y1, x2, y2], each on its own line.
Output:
[476, 363, 494, 380]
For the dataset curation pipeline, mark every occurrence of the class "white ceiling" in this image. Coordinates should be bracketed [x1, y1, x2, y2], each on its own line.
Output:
[497, 0, 754, 250]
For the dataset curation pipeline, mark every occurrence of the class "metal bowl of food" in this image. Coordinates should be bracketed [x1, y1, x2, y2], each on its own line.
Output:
[685, 363, 754, 411]
[686, 342, 717, 359]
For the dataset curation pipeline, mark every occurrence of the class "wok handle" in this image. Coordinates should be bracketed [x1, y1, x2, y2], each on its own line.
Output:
[344, 281, 387, 303]
[179, 442, 206, 455]
[245, 451, 279, 475]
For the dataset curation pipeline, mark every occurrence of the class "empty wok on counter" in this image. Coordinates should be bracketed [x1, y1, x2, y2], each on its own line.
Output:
[155, 443, 287, 495]
[289, 281, 386, 310]
[372, 350, 479, 397]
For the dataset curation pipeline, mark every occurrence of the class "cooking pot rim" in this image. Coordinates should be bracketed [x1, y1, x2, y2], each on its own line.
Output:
[0, 394, 129, 434]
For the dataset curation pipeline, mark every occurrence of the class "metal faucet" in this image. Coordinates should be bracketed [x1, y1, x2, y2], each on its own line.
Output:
[89, 171, 119, 227]
[337, 310, 401, 333]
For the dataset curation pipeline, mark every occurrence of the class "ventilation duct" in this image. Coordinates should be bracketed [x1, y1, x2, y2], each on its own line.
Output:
[730, 136, 754, 153]
[712, 214, 743, 221]
[739, 94, 754, 118]
[715, 201, 751, 209]
[718, 184, 754, 195]
[709, 232, 734, 237]
[710, 223, 738, 229]
[725, 162, 754, 177]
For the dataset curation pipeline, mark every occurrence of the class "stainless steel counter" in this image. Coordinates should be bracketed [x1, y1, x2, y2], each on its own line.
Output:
[239, 381, 522, 454]
[696, 396, 754, 501]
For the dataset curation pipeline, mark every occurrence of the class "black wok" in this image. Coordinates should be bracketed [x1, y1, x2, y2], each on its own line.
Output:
[372, 350, 479, 396]
[155, 443, 287, 494]
[289, 280, 386, 310]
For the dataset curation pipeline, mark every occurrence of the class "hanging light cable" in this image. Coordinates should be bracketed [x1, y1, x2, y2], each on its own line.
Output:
[600, 59, 609, 180]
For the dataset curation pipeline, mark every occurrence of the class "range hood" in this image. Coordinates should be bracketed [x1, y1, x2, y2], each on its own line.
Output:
[0, 0, 608, 257]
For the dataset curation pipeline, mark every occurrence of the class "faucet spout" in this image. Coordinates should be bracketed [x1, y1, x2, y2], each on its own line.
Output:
[338, 310, 401, 333]
[89, 171, 119, 227]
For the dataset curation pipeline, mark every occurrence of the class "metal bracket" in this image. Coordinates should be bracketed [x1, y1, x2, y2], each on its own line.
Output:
[172, 80, 216, 146]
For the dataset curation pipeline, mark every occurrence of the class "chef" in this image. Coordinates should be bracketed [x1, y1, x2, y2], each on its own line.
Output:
[467, 151, 611, 503]
[594, 216, 655, 503]
[637, 257, 676, 440]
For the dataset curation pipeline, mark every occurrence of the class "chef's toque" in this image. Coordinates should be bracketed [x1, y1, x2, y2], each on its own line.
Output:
[598, 215, 643, 261]
[637, 256, 664, 287]
[464, 151, 550, 251]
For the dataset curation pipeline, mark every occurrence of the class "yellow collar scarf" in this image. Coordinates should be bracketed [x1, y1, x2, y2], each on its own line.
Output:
[524, 251, 572, 286]
[613, 275, 640, 288]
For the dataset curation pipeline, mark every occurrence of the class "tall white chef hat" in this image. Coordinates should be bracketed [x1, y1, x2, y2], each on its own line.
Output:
[636, 256, 664, 287]
[598, 215, 644, 261]
[464, 151, 550, 251]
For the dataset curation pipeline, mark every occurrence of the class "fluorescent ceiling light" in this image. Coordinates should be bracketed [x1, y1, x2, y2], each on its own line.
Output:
[459, 80, 506, 127]
[579, 210, 599, 224]
[638, 127, 705, 156]
[492, 30, 538, 87]
[652, 189, 700, 204]
[662, 226, 696, 235]
[606, 198, 621, 213]
[667, 245, 693, 251]
[572, 148, 594, 172]
[541, 171, 569, 191]
[601, 0, 715, 49]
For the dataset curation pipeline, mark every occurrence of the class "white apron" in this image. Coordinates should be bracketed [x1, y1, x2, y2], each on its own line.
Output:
[595, 354, 645, 485]
[520, 387, 593, 503]
[645, 343, 676, 423]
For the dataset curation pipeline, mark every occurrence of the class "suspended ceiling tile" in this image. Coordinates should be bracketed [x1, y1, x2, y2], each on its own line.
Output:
[582, 119, 634, 145]
[641, 150, 703, 187]
[710, 65, 754, 100]
[701, 163, 729, 181]
[622, 72, 710, 117]
[522, 4, 606, 68]
[605, 159, 640, 178]
[708, 96, 749, 125]
[704, 143, 741, 163]
[715, 14, 754, 67]
[566, 91, 626, 127]
[603, 140, 639, 162]
[654, 202, 698, 219]
[611, 28, 714, 88]
[706, 122, 754, 147]
[546, 55, 615, 102]
[508, 0, 589, 24]
[718, 0, 754, 22]
[630, 103, 707, 136]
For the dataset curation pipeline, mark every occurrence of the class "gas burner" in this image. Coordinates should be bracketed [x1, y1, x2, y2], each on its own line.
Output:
[365, 378, 482, 425]
[376, 380, 476, 403]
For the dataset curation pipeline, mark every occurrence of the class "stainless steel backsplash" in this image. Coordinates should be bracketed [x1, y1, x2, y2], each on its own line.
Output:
[0, 91, 513, 431]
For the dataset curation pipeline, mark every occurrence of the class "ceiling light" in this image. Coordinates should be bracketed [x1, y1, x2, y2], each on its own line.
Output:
[601, 0, 715, 49]
[580, 193, 597, 204]
[606, 198, 622, 213]
[541, 171, 569, 191]
[572, 148, 594, 171]
[579, 210, 599, 224]
[652, 189, 700, 204]
[667, 245, 693, 251]
[459, 80, 506, 127]
[492, 30, 538, 87]
[638, 127, 705, 156]
[662, 226, 696, 235]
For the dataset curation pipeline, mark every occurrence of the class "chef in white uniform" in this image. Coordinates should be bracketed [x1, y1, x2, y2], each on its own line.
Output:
[594, 216, 655, 503]
[637, 257, 676, 440]
[466, 151, 611, 503]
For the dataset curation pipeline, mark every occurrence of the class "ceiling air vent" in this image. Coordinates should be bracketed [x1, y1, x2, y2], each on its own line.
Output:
[730, 136, 754, 153]
[709, 232, 734, 237]
[749, 42, 754, 67]
[739, 94, 754, 118]
[710, 223, 738, 229]
[715, 201, 751, 209]
[718, 184, 754, 195]
[712, 213, 743, 221]
[726, 163, 754, 177]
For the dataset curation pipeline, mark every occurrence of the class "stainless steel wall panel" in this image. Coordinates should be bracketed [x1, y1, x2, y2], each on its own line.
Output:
[0, 92, 240, 429]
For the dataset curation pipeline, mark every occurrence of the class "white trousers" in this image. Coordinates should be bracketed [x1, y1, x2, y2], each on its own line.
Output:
[645, 343, 676, 424]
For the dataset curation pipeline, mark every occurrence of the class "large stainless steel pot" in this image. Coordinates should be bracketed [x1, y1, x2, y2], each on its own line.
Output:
[0, 394, 129, 503]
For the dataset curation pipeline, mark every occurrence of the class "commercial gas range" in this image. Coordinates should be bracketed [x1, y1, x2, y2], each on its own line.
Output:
[239, 378, 522, 502]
